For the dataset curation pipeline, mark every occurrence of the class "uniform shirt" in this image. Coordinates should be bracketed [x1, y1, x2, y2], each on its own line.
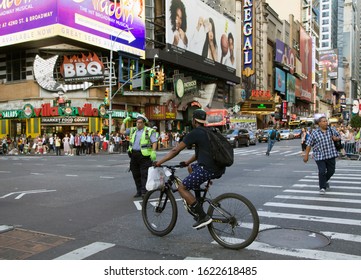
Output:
[126, 127, 157, 151]
[306, 127, 340, 160]
[182, 126, 225, 174]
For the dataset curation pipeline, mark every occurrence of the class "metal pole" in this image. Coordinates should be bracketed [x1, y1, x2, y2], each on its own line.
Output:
[108, 45, 113, 148]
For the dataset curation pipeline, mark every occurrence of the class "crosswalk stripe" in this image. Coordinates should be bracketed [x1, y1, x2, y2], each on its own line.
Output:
[245, 240, 361, 260]
[305, 175, 361, 181]
[54, 242, 115, 260]
[258, 211, 361, 226]
[292, 184, 361, 190]
[300, 179, 361, 185]
[285, 189, 361, 197]
[264, 202, 361, 214]
[275, 194, 361, 204]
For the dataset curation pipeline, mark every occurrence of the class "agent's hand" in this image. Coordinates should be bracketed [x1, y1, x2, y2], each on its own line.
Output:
[150, 150, 156, 161]
[179, 161, 188, 167]
[123, 116, 131, 123]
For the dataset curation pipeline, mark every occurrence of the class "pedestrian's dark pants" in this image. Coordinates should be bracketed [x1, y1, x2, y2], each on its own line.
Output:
[315, 157, 336, 190]
[129, 150, 152, 195]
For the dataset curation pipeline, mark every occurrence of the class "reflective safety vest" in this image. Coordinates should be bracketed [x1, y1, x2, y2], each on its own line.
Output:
[128, 126, 155, 156]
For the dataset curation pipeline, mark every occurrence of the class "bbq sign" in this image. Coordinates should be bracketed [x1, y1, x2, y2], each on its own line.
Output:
[60, 53, 105, 82]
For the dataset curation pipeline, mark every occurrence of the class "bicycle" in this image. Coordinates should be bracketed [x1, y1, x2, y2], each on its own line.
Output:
[142, 164, 260, 250]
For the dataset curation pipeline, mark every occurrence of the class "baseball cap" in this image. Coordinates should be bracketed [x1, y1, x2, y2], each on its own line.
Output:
[193, 109, 207, 124]
[136, 114, 148, 123]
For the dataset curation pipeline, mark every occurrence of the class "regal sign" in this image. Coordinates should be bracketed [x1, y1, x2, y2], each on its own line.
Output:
[242, 0, 255, 77]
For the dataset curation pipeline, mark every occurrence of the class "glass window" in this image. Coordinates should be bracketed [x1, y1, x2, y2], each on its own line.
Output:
[6, 51, 26, 82]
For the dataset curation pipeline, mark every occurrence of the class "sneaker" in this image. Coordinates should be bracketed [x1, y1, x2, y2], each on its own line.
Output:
[133, 193, 142, 198]
[319, 188, 326, 195]
[192, 215, 212, 229]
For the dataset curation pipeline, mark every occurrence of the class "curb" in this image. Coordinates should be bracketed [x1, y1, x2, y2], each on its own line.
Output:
[0, 225, 14, 234]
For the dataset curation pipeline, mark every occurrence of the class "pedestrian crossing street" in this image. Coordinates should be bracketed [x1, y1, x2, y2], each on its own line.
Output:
[252, 161, 361, 259]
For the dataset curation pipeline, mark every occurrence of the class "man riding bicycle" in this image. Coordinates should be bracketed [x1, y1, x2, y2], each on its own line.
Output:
[154, 109, 225, 229]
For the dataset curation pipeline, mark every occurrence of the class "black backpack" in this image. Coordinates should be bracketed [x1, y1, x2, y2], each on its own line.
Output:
[199, 127, 234, 167]
[269, 129, 276, 140]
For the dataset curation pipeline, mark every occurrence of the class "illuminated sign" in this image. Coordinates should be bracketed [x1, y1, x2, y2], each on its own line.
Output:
[250, 90, 272, 100]
[60, 53, 105, 82]
[242, 0, 255, 77]
[250, 103, 273, 109]
[1, 0, 145, 57]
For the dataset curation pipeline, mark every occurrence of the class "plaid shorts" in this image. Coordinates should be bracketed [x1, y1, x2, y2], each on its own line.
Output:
[182, 163, 217, 190]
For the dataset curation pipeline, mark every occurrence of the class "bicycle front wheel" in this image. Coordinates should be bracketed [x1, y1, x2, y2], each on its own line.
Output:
[207, 193, 259, 250]
[142, 188, 178, 236]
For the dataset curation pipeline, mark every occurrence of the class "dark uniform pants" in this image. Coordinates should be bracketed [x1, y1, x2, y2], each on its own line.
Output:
[129, 150, 152, 195]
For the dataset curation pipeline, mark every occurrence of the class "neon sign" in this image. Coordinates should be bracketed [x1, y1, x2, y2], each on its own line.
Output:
[242, 0, 255, 77]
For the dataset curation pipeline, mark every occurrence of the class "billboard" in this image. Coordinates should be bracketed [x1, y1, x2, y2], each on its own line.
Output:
[165, 0, 236, 73]
[275, 67, 286, 93]
[299, 27, 312, 102]
[286, 74, 296, 104]
[0, 0, 145, 58]
[319, 49, 338, 79]
[275, 39, 295, 73]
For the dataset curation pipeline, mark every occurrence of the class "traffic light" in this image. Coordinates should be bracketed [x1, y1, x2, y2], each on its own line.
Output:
[154, 70, 160, 85]
[158, 71, 165, 85]
[104, 88, 109, 106]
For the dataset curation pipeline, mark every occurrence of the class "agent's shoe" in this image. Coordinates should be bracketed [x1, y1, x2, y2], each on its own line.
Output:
[319, 188, 326, 195]
[266, 152, 270, 156]
[325, 182, 330, 189]
[192, 215, 212, 229]
[133, 193, 142, 198]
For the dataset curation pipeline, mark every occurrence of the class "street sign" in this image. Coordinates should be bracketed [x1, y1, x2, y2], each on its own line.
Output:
[131, 78, 142, 89]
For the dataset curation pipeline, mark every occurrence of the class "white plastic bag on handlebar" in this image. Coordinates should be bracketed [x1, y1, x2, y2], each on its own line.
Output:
[146, 167, 165, 191]
[164, 167, 172, 177]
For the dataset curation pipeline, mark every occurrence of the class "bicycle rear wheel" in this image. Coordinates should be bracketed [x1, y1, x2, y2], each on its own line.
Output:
[207, 193, 259, 250]
[142, 188, 178, 236]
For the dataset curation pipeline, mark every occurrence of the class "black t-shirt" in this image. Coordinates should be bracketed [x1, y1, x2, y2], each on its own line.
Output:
[182, 126, 226, 174]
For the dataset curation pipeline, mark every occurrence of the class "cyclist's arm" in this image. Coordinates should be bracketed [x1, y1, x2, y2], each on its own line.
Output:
[155, 141, 187, 166]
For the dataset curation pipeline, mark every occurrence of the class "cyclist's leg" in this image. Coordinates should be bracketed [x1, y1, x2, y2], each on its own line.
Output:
[181, 164, 213, 229]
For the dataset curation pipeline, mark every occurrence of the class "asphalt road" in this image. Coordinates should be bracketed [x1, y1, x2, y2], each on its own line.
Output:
[1, 139, 361, 260]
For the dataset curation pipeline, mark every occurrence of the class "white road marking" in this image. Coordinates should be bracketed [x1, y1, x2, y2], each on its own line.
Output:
[300, 179, 361, 185]
[245, 241, 361, 260]
[264, 202, 361, 214]
[257, 211, 361, 226]
[30, 173, 44, 176]
[258, 185, 283, 188]
[0, 171, 10, 173]
[54, 242, 115, 260]
[275, 194, 361, 204]
[65, 174, 78, 177]
[100, 176, 115, 179]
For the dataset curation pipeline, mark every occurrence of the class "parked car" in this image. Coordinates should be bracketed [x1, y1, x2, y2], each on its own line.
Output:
[292, 128, 302, 138]
[279, 129, 294, 140]
[223, 129, 250, 148]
